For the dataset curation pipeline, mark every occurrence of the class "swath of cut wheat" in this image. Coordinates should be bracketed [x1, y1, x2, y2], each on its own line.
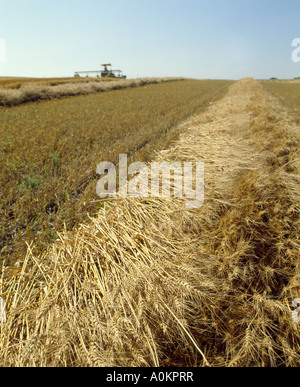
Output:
[0, 78, 299, 367]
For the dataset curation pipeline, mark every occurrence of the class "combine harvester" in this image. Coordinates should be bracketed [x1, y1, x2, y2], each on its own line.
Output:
[74, 64, 127, 79]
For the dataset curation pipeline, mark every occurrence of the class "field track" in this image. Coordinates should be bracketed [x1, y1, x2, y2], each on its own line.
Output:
[0, 78, 299, 367]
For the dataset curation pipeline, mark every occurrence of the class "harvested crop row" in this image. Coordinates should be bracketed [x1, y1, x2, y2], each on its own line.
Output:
[0, 77, 184, 106]
[0, 77, 116, 88]
[1, 79, 299, 367]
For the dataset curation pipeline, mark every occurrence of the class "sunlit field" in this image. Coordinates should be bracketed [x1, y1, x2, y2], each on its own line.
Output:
[261, 79, 300, 123]
[0, 78, 299, 367]
[0, 79, 232, 264]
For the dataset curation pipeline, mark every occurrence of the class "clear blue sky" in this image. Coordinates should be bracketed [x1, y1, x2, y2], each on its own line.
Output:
[0, 0, 300, 79]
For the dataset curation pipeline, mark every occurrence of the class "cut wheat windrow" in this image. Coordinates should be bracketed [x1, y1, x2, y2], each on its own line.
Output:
[0, 78, 299, 367]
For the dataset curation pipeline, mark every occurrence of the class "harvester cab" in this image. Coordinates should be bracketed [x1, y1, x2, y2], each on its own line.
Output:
[101, 64, 112, 78]
[100, 64, 127, 79]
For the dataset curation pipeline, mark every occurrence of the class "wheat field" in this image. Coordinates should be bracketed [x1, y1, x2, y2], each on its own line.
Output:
[0, 78, 299, 367]
[0, 79, 231, 265]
